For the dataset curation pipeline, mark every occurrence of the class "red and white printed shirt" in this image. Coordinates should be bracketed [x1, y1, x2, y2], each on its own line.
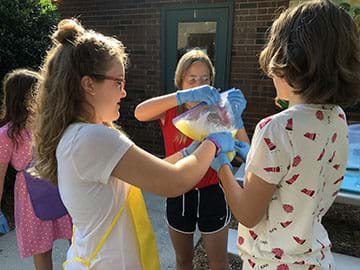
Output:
[238, 104, 348, 270]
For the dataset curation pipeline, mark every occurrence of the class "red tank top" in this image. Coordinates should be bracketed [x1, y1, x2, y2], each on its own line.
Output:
[160, 107, 219, 189]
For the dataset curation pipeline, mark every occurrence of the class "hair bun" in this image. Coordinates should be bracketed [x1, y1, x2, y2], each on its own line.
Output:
[52, 19, 85, 44]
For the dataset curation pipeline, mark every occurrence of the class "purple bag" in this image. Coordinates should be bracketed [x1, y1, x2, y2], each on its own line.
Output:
[23, 171, 68, 221]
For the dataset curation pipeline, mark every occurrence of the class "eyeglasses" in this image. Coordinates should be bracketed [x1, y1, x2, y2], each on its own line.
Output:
[184, 75, 210, 85]
[90, 74, 126, 89]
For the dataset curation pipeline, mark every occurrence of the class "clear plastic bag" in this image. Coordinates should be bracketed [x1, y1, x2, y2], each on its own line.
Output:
[173, 89, 238, 160]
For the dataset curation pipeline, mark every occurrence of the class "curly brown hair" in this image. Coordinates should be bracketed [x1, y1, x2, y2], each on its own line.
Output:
[0, 69, 41, 148]
[34, 19, 128, 185]
[259, 0, 360, 107]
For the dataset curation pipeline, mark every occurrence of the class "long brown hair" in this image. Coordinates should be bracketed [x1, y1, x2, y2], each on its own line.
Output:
[0, 69, 41, 148]
[34, 19, 127, 185]
[259, 0, 360, 107]
[174, 49, 215, 143]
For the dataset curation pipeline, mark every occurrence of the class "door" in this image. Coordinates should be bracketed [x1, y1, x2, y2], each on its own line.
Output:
[161, 3, 233, 92]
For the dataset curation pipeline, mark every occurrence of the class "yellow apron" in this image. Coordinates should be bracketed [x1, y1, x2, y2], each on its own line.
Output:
[62, 186, 160, 270]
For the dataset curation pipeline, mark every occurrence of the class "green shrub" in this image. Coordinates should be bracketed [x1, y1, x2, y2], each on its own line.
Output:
[0, 0, 59, 82]
[0, 0, 58, 228]
[332, 0, 360, 30]
[290, 1, 360, 30]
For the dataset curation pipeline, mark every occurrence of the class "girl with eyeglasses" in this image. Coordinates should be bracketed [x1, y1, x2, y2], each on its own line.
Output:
[33, 19, 238, 270]
[135, 49, 249, 270]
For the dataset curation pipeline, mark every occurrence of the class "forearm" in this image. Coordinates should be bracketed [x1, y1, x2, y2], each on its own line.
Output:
[235, 127, 250, 144]
[218, 166, 261, 228]
[219, 167, 276, 228]
[218, 166, 247, 222]
[171, 140, 216, 192]
[134, 93, 178, 121]
[112, 141, 216, 197]
[164, 152, 183, 164]
[152, 141, 215, 195]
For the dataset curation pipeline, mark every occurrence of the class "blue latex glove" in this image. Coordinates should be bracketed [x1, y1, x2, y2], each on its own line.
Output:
[234, 140, 250, 161]
[0, 211, 10, 234]
[206, 131, 234, 154]
[227, 89, 247, 129]
[211, 153, 232, 173]
[176, 85, 220, 105]
[180, 141, 200, 157]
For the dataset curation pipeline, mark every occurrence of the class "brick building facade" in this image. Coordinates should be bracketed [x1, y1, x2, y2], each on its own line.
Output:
[57, 0, 359, 156]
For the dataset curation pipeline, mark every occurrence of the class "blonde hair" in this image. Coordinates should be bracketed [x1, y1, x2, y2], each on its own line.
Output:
[34, 18, 128, 185]
[174, 49, 215, 144]
[174, 49, 215, 90]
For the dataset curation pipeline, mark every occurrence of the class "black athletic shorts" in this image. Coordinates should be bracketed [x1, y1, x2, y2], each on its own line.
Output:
[166, 183, 231, 234]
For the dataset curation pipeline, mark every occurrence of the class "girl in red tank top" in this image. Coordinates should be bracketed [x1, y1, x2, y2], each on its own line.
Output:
[135, 49, 249, 269]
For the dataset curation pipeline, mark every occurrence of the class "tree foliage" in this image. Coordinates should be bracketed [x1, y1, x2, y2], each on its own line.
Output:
[0, 0, 59, 82]
[332, 0, 360, 30]
[0, 1, 59, 220]
[290, 1, 360, 30]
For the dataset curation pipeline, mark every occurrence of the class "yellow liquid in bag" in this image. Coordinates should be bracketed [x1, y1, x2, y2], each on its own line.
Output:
[226, 150, 236, 161]
[175, 120, 237, 161]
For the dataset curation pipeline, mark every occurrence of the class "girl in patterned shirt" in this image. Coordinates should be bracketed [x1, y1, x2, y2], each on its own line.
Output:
[209, 0, 360, 269]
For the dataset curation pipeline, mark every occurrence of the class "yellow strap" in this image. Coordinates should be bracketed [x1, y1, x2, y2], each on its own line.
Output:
[63, 186, 160, 270]
[88, 205, 125, 262]
[126, 187, 160, 270]
[62, 257, 90, 270]
[63, 199, 126, 269]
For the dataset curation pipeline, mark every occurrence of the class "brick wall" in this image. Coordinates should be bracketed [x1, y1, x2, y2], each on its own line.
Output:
[57, 0, 359, 155]
[229, 0, 288, 134]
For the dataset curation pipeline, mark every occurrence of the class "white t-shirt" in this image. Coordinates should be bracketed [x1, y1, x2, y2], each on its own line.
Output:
[56, 123, 140, 270]
[238, 104, 348, 270]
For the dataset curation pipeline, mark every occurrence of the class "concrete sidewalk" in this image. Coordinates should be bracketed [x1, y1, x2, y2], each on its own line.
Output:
[0, 192, 200, 269]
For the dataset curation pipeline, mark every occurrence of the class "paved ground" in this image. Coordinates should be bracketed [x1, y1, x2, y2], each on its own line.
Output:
[0, 192, 200, 269]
